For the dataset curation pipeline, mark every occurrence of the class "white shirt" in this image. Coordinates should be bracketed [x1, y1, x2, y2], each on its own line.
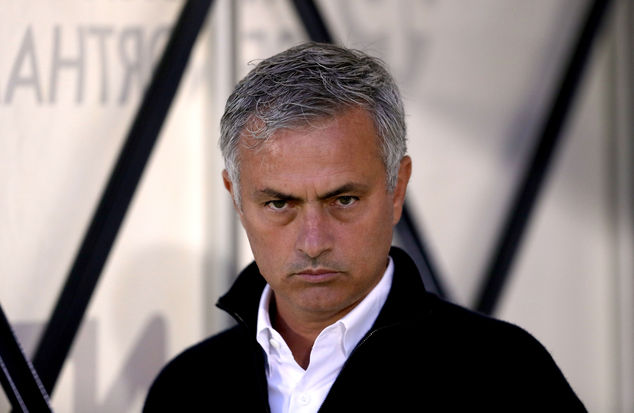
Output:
[256, 257, 394, 413]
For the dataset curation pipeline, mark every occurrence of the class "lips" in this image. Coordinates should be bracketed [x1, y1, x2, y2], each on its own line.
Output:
[295, 269, 340, 282]
[299, 269, 334, 275]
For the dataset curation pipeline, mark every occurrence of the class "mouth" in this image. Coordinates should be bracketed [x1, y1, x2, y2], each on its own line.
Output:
[294, 269, 341, 283]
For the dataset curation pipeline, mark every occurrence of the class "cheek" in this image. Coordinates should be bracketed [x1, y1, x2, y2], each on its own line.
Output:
[241, 215, 293, 271]
[363, 196, 395, 232]
[339, 200, 394, 249]
[242, 219, 271, 255]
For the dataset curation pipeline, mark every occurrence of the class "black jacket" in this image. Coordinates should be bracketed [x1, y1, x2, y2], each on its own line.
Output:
[144, 247, 586, 412]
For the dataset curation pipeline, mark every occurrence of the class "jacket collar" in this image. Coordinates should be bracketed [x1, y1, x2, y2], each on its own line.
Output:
[216, 259, 265, 330]
[215, 246, 430, 333]
[372, 246, 431, 330]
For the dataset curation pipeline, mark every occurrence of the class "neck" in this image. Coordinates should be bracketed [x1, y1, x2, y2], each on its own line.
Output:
[272, 309, 315, 369]
[270, 296, 350, 370]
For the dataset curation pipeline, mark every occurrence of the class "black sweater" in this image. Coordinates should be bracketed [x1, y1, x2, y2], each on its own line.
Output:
[144, 247, 586, 412]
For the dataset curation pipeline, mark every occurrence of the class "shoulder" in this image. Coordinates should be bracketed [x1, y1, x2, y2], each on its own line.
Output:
[143, 325, 249, 411]
[420, 294, 554, 366]
[422, 294, 585, 409]
[159, 325, 245, 374]
[427, 294, 529, 336]
[425, 294, 546, 352]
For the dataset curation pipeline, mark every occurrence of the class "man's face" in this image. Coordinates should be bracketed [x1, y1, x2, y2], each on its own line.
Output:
[223, 108, 411, 323]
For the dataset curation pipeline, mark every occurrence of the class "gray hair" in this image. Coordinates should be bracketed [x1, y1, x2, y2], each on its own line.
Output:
[219, 42, 407, 206]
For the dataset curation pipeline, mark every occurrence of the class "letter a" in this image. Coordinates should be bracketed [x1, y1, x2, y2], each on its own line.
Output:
[5, 26, 43, 104]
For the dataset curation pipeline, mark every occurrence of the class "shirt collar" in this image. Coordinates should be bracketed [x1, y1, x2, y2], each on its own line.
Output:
[255, 283, 275, 357]
[256, 256, 394, 358]
[339, 256, 393, 355]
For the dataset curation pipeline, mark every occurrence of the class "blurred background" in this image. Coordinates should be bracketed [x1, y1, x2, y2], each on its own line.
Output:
[0, 0, 631, 411]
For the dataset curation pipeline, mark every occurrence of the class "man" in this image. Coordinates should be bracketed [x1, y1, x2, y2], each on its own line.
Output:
[144, 42, 585, 412]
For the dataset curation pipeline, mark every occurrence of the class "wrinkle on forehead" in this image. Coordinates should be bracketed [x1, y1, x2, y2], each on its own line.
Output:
[244, 110, 378, 155]
[238, 108, 385, 190]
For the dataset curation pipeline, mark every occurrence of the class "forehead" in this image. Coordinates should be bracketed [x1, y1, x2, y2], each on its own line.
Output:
[238, 108, 385, 189]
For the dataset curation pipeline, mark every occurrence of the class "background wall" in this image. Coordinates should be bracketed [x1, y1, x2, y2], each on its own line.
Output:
[0, 0, 631, 411]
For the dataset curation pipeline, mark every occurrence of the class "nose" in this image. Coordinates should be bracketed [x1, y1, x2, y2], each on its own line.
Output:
[295, 205, 333, 259]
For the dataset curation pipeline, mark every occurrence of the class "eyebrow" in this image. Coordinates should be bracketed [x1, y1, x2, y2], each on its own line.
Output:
[254, 182, 369, 202]
[319, 183, 369, 200]
[255, 188, 301, 203]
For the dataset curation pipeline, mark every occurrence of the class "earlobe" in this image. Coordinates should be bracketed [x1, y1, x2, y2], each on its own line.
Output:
[222, 169, 232, 193]
[392, 156, 412, 225]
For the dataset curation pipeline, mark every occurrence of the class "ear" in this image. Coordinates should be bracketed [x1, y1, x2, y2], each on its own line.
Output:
[222, 169, 241, 213]
[392, 156, 412, 225]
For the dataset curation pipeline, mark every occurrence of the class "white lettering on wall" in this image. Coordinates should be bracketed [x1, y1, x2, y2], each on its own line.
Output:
[3, 24, 171, 105]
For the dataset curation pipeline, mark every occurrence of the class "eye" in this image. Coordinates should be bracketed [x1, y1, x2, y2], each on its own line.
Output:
[335, 196, 358, 207]
[265, 200, 288, 211]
